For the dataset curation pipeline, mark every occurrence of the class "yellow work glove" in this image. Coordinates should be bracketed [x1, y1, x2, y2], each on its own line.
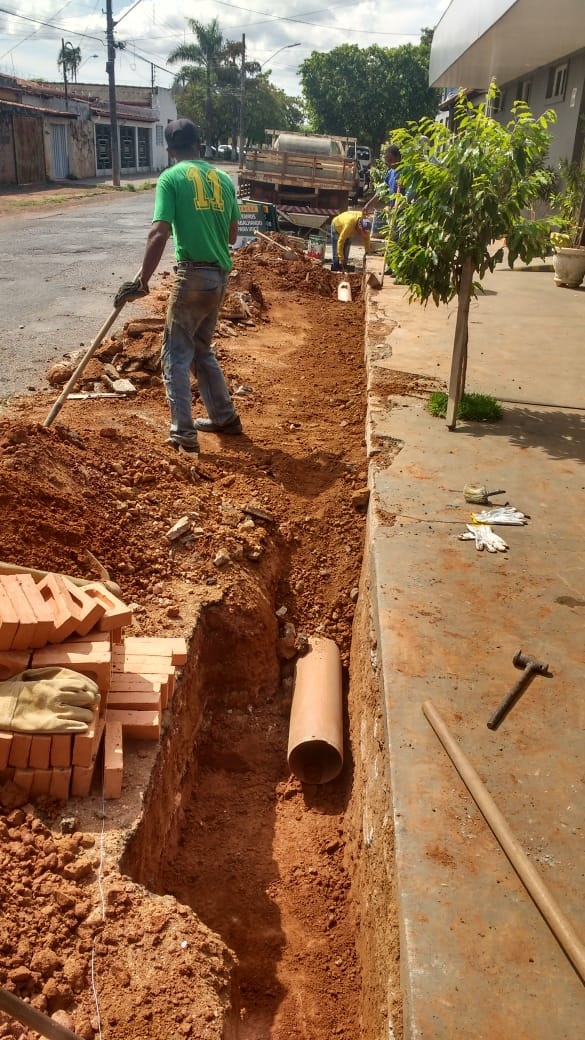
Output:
[0, 667, 100, 733]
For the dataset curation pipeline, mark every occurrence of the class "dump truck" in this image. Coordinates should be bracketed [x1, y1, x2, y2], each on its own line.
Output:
[237, 130, 360, 232]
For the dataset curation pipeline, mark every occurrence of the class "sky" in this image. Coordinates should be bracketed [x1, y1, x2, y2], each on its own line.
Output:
[0, 0, 451, 99]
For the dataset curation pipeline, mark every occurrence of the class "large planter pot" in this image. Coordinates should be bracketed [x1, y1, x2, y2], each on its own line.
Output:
[552, 246, 585, 288]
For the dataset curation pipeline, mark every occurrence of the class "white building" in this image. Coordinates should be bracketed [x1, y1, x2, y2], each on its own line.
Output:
[0, 75, 177, 185]
[429, 0, 585, 166]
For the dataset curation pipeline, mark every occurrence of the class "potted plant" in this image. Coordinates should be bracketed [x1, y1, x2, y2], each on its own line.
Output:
[550, 158, 585, 288]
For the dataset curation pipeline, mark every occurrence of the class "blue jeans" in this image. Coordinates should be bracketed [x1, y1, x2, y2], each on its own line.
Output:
[330, 224, 351, 271]
[161, 265, 236, 439]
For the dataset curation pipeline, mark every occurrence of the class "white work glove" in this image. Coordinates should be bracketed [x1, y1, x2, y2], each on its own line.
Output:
[470, 507, 527, 525]
[459, 524, 508, 553]
[0, 667, 99, 733]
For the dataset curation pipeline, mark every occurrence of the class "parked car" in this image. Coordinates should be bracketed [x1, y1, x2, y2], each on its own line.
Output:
[217, 144, 234, 160]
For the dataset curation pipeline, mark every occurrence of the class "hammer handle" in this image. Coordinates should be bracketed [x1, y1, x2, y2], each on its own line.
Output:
[487, 666, 536, 730]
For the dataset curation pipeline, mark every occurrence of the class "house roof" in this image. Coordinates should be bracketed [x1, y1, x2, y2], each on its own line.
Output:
[0, 97, 77, 119]
[430, 0, 585, 88]
[0, 73, 157, 123]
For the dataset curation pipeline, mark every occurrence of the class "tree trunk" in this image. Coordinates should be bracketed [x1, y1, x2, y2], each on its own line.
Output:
[446, 256, 474, 430]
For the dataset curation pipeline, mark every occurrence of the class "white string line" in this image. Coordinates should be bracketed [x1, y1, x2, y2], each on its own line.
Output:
[89, 671, 110, 1040]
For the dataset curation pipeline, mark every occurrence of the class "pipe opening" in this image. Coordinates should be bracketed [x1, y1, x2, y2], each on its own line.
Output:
[287, 738, 343, 784]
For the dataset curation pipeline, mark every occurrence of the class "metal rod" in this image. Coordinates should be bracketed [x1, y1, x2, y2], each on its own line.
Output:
[423, 699, 585, 984]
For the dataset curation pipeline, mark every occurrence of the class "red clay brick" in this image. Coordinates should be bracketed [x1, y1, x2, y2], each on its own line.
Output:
[12, 768, 33, 796]
[0, 732, 13, 769]
[0, 582, 20, 651]
[36, 574, 80, 644]
[72, 711, 100, 767]
[110, 671, 169, 709]
[49, 767, 72, 801]
[105, 709, 160, 740]
[30, 769, 53, 796]
[122, 636, 187, 665]
[71, 719, 105, 782]
[28, 735, 52, 770]
[31, 641, 111, 692]
[8, 733, 32, 768]
[60, 578, 105, 636]
[0, 649, 30, 680]
[1, 575, 37, 650]
[50, 734, 72, 768]
[14, 574, 55, 648]
[106, 686, 161, 711]
[82, 583, 133, 633]
[70, 765, 93, 797]
[103, 720, 123, 799]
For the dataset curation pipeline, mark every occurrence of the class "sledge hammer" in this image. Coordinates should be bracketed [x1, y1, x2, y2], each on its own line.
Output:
[487, 649, 551, 731]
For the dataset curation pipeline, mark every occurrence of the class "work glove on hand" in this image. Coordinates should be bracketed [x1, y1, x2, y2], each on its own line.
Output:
[114, 277, 149, 309]
[459, 524, 509, 553]
[0, 667, 100, 733]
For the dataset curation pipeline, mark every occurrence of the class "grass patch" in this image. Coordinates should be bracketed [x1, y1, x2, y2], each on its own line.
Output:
[125, 181, 155, 193]
[428, 391, 503, 422]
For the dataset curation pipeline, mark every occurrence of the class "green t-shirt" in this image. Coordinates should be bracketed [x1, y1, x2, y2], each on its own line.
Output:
[153, 160, 240, 271]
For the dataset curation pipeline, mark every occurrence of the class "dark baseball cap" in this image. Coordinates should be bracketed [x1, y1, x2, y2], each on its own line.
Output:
[164, 119, 200, 150]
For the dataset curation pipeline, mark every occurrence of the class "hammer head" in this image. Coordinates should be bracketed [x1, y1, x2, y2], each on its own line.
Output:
[513, 649, 549, 675]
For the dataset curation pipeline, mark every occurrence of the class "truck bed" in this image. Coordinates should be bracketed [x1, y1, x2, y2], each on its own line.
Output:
[238, 148, 359, 228]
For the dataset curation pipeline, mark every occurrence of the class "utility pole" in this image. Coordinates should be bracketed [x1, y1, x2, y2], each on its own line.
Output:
[238, 34, 245, 165]
[105, 0, 120, 187]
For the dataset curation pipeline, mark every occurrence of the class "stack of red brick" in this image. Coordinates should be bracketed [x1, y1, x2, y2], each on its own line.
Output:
[0, 572, 186, 800]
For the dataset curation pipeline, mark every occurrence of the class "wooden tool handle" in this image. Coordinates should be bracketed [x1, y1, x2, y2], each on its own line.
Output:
[423, 699, 585, 984]
[0, 986, 84, 1040]
[0, 560, 123, 599]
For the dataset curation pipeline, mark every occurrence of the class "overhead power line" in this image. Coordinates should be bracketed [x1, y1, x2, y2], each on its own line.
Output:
[211, 0, 420, 35]
[0, 6, 104, 46]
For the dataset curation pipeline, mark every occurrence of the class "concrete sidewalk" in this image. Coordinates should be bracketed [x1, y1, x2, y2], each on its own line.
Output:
[363, 259, 585, 1037]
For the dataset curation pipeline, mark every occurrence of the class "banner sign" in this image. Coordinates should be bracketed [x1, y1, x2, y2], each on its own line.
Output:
[234, 199, 278, 248]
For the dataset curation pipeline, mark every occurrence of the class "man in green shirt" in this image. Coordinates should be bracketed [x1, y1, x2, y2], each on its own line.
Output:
[115, 119, 242, 452]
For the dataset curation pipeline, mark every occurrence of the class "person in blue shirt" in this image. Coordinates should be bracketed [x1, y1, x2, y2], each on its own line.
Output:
[362, 144, 403, 234]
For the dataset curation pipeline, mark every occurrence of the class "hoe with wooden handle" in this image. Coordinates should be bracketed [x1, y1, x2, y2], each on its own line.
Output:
[43, 268, 142, 429]
[253, 229, 297, 260]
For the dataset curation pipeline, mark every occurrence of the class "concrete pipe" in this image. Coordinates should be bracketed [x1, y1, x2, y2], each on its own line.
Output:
[287, 636, 343, 784]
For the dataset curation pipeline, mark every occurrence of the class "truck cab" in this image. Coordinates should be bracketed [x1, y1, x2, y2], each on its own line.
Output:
[346, 144, 372, 195]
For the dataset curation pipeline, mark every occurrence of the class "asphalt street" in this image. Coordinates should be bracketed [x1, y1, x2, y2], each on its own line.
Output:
[0, 192, 170, 397]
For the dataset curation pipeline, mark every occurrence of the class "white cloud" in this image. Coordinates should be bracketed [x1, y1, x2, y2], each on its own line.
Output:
[0, 0, 450, 97]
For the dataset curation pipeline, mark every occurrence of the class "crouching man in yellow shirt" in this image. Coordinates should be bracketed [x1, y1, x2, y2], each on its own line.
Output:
[330, 211, 371, 272]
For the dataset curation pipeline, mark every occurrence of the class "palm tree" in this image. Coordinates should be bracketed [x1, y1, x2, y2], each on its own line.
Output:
[57, 42, 82, 84]
[168, 19, 226, 151]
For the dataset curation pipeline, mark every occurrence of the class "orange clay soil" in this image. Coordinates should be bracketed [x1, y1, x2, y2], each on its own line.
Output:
[0, 232, 400, 1040]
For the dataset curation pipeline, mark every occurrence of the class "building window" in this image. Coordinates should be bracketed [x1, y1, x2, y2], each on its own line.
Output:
[120, 126, 136, 168]
[156, 124, 164, 146]
[95, 124, 111, 170]
[138, 127, 151, 167]
[515, 80, 531, 104]
[546, 63, 568, 101]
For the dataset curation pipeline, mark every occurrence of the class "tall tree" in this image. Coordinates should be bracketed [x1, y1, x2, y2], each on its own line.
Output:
[57, 42, 81, 84]
[383, 93, 556, 427]
[168, 19, 226, 151]
[299, 32, 439, 157]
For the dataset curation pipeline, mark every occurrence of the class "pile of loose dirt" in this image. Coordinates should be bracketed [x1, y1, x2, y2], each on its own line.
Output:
[0, 236, 396, 1040]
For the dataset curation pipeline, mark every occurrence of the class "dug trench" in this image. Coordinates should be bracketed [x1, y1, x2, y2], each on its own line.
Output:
[0, 236, 400, 1040]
